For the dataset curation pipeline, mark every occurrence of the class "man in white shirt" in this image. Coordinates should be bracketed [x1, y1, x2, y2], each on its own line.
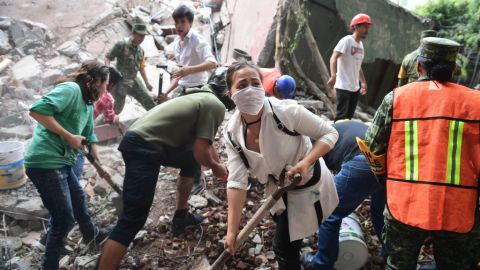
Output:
[163, 5, 217, 97]
[328, 13, 372, 121]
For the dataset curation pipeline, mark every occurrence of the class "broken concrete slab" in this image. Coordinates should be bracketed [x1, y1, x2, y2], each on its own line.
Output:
[74, 255, 98, 270]
[140, 35, 160, 58]
[8, 197, 48, 220]
[0, 16, 12, 30]
[57, 37, 81, 57]
[188, 195, 208, 209]
[12, 55, 42, 88]
[0, 194, 18, 211]
[8, 19, 47, 51]
[0, 236, 22, 251]
[45, 55, 71, 68]
[42, 69, 63, 86]
[21, 231, 41, 247]
[6, 256, 32, 270]
[64, 62, 80, 74]
[0, 30, 11, 54]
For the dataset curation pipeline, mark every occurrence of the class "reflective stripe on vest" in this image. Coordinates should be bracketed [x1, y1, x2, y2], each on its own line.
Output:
[404, 120, 418, 181]
[446, 120, 464, 185]
[386, 81, 480, 233]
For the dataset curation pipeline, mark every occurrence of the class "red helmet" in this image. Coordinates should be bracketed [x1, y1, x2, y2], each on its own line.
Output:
[350, 13, 373, 28]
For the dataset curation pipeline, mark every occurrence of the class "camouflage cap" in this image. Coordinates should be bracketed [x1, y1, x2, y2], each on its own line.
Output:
[421, 30, 437, 38]
[420, 37, 460, 63]
[132, 23, 148, 35]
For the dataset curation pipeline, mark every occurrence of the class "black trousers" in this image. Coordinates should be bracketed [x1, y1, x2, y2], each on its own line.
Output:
[335, 89, 360, 121]
[273, 195, 323, 270]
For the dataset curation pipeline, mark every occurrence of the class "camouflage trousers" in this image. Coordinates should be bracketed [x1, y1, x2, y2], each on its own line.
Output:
[111, 77, 155, 114]
[383, 208, 477, 270]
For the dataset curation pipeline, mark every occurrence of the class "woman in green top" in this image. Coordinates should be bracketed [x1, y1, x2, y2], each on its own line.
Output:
[24, 60, 109, 270]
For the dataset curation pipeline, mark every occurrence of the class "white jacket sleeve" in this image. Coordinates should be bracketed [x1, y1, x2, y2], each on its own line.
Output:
[293, 106, 339, 149]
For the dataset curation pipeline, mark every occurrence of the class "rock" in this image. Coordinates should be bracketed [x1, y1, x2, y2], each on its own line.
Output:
[74, 255, 98, 270]
[109, 192, 123, 216]
[111, 173, 124, 187]
[0, 30, 11, 54]
[42, 69, 63, 86]
[204, 190, 222, 205]
[188, 195, 208, 209]
[0, 17, 12, 30]
[57, 37, 81, 57]
[11, 87, 35, 100]
[0, 236, 22, 251]
[21, 231, 41, 246]
[249, 247, 255, 257]
[254, 254, 268, 265]
[0, 112, 31, 129]
[8, 20, 46, 51]
[93, 179, 109, 196]
[8, 197, 48, 220]
[0, 124, 33, 139]
[45, 55, 71, 69]
[0, 194, 18, 211]
[6, 256, 31, 270]
[8, 225, 25, 236]
[265, 250, 276, 260]
[64, 63, 80, 74]
[236, 261, 248, 269]
[134, 230, 147, 241]
[254, 244, 263, 255]
[252, 234, 262, 244]
[12, 55, 42, 88]
[0, 76, 9, 96]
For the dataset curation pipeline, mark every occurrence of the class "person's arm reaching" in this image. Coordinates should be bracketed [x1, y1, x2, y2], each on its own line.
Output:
[172, 61, 216, 79]
[30, 112, 84, 149]
[224, 188, 247, 255]
[139, 62, 153, 91]
[192, 138, 227, 178]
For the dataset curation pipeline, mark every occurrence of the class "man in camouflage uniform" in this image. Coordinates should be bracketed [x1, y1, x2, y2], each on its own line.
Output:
[364, 37, 480, 270]
[397, 30, 437, 87]
[105, 23, 155, 114]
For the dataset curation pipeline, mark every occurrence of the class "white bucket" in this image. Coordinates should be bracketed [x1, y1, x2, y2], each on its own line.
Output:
[0, 141, 26, 190]
[334, 213, 369, 270]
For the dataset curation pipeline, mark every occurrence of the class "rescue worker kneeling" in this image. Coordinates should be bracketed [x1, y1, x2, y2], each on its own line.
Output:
[364, 37, 480, 270]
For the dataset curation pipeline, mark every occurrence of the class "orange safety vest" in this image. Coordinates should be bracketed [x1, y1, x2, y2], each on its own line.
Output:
[386, 81, 480, 233]
[260, 68, 281, 96]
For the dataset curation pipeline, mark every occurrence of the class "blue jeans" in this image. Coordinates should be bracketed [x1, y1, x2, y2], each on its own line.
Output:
[26, 162, 94, 270]
[45, 153, 85, 236]
[313, 155, 387, 269]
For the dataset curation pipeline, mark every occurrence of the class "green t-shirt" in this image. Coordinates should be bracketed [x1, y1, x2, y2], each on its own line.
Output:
[24, 82, 98, 169]
[130, 86, 225, 149]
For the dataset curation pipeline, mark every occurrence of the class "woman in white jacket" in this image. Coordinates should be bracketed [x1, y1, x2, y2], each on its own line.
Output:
[223, 61, 340, 270]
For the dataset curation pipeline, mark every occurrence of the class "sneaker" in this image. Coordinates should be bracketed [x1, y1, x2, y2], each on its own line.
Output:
[300, 251, 316, 270]
[170, 212, 205, 235]
[191, 172, 206, 195]
[34, 233, 73, 255]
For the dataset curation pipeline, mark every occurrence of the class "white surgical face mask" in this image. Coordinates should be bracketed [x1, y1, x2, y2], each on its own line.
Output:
[232, 86, 265, 115]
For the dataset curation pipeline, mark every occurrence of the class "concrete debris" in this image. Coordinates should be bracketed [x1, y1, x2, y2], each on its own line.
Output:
[74, 255, 98, 270]
[6, 256, 32, 270]
[41, 69, 63, 86]
[252, 234, 262, 244]
[109, 192, 123, 216]
[0, 30, 12, 54]
[12, 55, 42, 88]
[8, 19, 48, 52]
[8, 197, 48, 220]
[57, 37, 81, 57]
[0, 236, 23, 251]
[204, 189, 222, 205]
[134, 230, 147, 241]
[0, 16, 12, 30]
[0, 124, 33, 139]
[44, 55, 71, 69]
[63, 62, 80, 74]
[21, 231, 41, 247]
[188, 195, 208, 209]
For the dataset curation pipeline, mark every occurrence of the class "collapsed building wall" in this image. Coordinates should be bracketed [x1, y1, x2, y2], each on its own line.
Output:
[222, 0, 431, 108]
